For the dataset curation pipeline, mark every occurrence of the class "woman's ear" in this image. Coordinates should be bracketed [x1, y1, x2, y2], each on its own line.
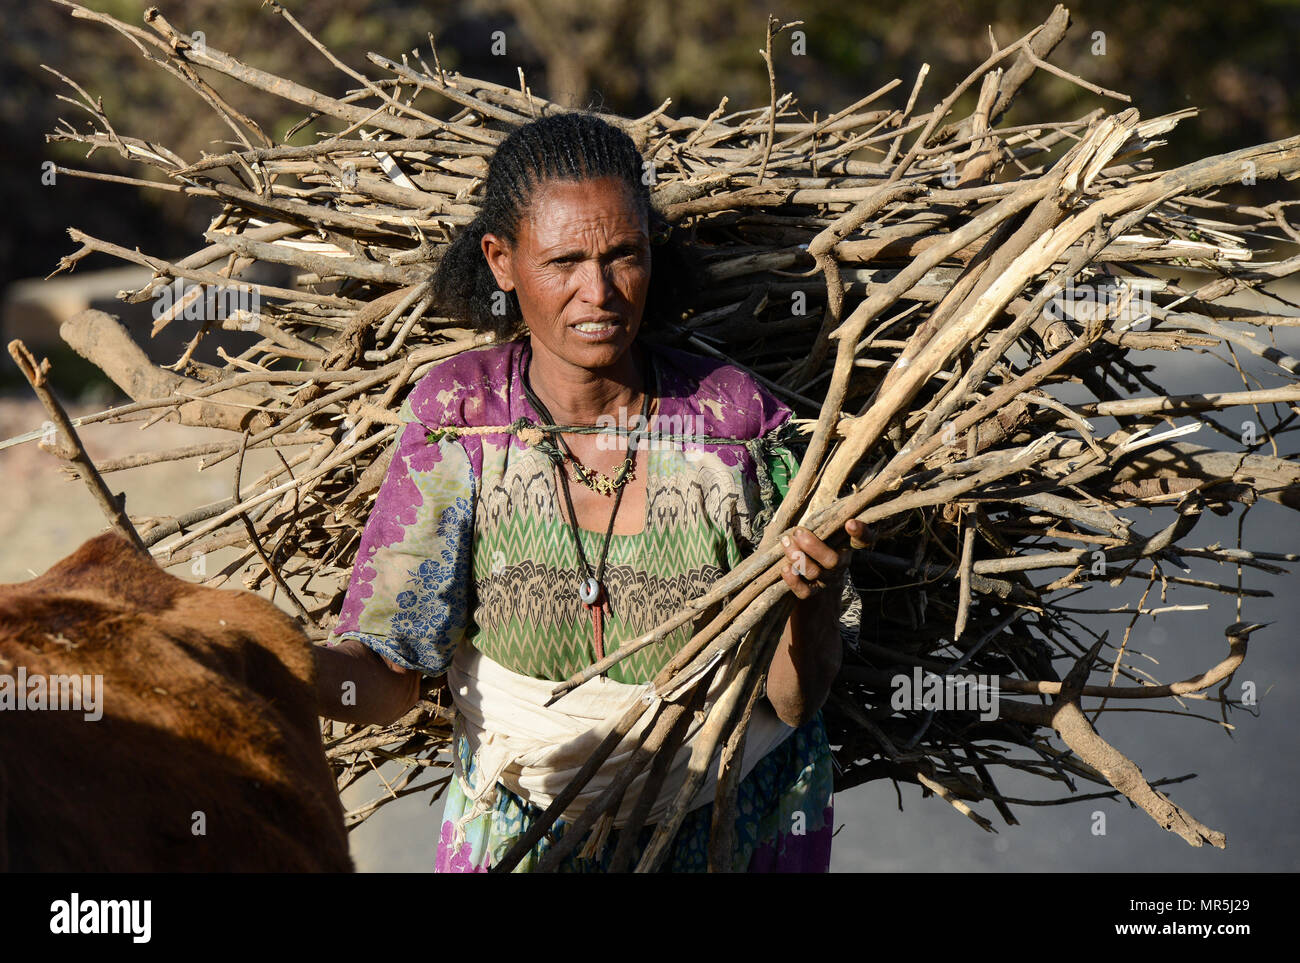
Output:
[480, 232, 515, 292]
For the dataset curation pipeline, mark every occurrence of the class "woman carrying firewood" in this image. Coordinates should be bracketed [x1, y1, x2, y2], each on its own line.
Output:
[315, 111, 867, 872]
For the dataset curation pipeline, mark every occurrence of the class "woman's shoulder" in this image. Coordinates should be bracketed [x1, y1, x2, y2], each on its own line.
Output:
[648, 341, 792, 442]
[401, 340, 523, 429]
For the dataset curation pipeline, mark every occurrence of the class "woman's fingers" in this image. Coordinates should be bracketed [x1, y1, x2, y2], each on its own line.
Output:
[846, 518, 874, 550]
[781, 563, 813, 599]
[781, 522, 871, 597]
[786, 549, 823, 583]
[783, 529, 840, 570]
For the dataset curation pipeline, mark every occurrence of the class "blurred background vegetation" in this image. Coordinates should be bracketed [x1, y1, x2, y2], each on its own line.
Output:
[2, 0, 1298, 393]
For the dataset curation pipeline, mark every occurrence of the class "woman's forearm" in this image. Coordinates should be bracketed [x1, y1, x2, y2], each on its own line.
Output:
[766, 588, 843, 728]
[763, 520, 867, 726]
[314, 637, 421, 725]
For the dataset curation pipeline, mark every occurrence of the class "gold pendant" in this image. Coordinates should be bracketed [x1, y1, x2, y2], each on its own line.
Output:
[571, 456, 634, 496]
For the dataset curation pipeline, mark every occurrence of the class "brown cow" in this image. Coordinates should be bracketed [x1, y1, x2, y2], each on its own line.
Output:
[0, 529, 352, 871]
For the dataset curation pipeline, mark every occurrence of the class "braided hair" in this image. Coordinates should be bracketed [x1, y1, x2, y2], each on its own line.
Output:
[431, 110, 699, 341]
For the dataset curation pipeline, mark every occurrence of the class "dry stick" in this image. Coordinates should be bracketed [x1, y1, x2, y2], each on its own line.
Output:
[140, 23, 274, 169]
[265, 1, 460, 137]
[138, 445, 316, 547]
[177, 137, 497, 177]
[1021, 47, 1133, 104]
[42, 64, 130, 158]
[411, 62, 555, 122]
[814, 127, 1300, 519]
[1104, 444, 1300, 513]
[202, 231, 427, 285]
[784, 182, 927, 385]
[635, 590, 794, 872]
[67, 330, 280, 429]
[912, 763, 997, 831]
[154, 424, 397, 561]
[1086, 382, 1300, 413]
[755, 16, 799, 184]
[808, 115, 1133, 515]
[705, 635, 771, 872]
[136, 8, 432, 140]
[50, 166, 184, 193]
[858, 610, 1250, 700]
[1159, 311, 1300, 378]
[780, 302, 1097, 608]
[762, 171, 1056, 548]
[947, 4, 1071, 144]
[792, 323, 1107, 564]
[533, 696, 696, 872]
[547, 385, 1071, 702]
[962, 744, 1019, 828]
[973, 510, 1200, 576]
[606, 681, 710, 872]
[204, 179, 427, 238]
[366, 54, 533, 128]
[881, 65, 930, 167]
[232, 429, 316, 627]
[193, 342, 470, 474]
[906, 221, 1138, 459]
[953, 480, 979, 641]
[88, 434, 331, 474]
[808, 301, 1052, 545]
[141, 491, 280, 549]
[846, 212, 1009, 413]
[888, 29, 1045, 183]
[6, 345, 147, 556]
[490, 698, 656, 873]
[889, 139, 1087, 367]
[1001, 639, 1231, 847]
[528, 703, 673, 871]
[768, 82, 903, 156]
[373, 283, 431, 340]
[49, 6, 271, 178]
[59, 229, 357, 307]
[365, 297, 436, 362]
[142, 223, 302, 312]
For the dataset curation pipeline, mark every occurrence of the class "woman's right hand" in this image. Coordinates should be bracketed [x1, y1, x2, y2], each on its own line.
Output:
[314, 637, 421, 726]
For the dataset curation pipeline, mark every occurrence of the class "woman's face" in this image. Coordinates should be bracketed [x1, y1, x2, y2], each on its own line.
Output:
[481, 175, 651, 372]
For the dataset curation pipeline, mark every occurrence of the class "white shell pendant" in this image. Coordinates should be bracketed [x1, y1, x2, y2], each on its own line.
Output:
[578, 577, 602, 605]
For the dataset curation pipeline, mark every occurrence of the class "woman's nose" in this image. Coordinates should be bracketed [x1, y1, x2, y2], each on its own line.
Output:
[573, 259, 616, 303]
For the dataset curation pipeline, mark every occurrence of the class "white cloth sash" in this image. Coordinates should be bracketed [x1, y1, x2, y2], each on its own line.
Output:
[445, 641, 794, 837]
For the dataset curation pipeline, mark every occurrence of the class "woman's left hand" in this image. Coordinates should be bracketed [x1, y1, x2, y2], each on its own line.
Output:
[767, 517, 872, 727]
[779, 519, 871, 599]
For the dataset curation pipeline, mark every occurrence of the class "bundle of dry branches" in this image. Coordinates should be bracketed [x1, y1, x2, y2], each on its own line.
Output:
[19, 1, 1300, 868]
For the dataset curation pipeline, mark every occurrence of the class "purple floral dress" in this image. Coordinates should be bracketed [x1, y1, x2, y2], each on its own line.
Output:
[327, 338, 836, 872]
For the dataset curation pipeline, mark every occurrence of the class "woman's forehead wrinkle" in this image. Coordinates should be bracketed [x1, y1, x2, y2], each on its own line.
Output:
[529, 207, 643, 259]
[524, 182, 645, 249]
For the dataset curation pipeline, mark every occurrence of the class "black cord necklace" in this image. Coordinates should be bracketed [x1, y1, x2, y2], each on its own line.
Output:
[521, 344, 655, 663]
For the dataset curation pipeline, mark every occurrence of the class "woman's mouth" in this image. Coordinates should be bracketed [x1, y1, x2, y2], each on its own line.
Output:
[572, 318, 622, 340]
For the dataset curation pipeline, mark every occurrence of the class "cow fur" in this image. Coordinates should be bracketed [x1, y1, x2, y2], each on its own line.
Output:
[0, 530, 352, 871]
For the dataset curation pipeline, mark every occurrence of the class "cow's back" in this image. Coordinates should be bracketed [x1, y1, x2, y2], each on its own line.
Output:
[0, 530, 352, 871]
